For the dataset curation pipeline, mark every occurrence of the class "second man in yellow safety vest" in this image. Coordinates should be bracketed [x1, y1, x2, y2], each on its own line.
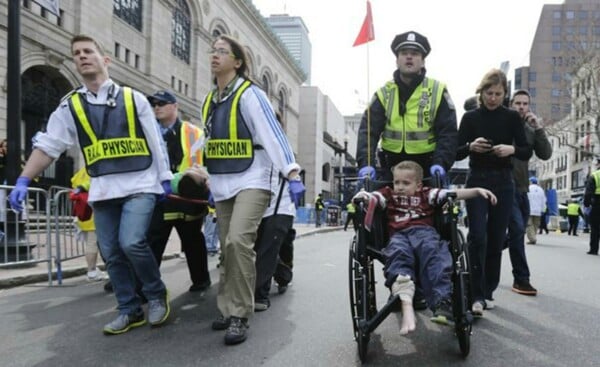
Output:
[146, 90, 211, 293]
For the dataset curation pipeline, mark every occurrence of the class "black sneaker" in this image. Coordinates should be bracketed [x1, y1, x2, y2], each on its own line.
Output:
[189, 279, 211, 292]
[413, 296, 428, 311]
[512, 281, 538, 296]
[430, 298, 454, 326]
[103, 281, 113, 293]
[224, 317, 248, 345]
[212, 315, 231, 330]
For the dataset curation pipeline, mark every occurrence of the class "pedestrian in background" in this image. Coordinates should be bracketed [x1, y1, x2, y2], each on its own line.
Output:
[355, 30, 457, 182]
[456, 68, 532, 316]
[314, 193, 324, 227]
[146, 90, 211, 293]
[8, 35, 173, 335]
[344, 201, 357, 231]
[201, 35, 304, 345]
[526, 177, 547, 246]
[504, 89, 551, 297]
[538, 206, 550, 234]
[583, 159, 600, 255]
[567, 198, 581, 236]
[70, 167, 109, 286]
[203, 206, 220, 256]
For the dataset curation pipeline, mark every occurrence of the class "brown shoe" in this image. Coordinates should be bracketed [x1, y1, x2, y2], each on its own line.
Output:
[512, 281, 537, 296]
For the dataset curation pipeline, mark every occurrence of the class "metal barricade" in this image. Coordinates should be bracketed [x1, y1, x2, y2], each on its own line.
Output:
[48, 186, 85, 285]
[0, 185, 52, 285]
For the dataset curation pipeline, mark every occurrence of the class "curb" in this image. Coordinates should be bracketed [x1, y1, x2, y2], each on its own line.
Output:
[0, 226, 343, 289]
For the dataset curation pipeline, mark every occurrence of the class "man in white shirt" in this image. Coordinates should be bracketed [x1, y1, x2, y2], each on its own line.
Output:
[8, 35, 173, 335]
[526, 177, 547, 245]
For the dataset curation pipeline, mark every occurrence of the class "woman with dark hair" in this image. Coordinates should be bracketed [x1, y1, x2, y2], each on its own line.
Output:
[456, 69, 532, 317]
[201, 35, 304, 345]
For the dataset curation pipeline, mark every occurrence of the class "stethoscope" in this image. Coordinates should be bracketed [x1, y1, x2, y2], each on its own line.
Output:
[106, 84, 117, 108]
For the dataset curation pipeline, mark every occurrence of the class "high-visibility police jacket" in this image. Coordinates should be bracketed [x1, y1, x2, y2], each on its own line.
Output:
[593, 171, 600, 195]
[163, 121, 206, 221]
[567, 202, 580, 216]
[68, 87, 152, 177]
[201, 80, 260, 174]
[346, 202, 356, 214]
[376, 78, 445, 154]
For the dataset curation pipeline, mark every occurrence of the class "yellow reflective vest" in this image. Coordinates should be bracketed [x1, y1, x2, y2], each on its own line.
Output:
[164, 122, 205, 221]
[593, 170, 600, 195]
[567, 202, 580, 216]
[69, 87, 152, 177]
[376, 78, 445, 154]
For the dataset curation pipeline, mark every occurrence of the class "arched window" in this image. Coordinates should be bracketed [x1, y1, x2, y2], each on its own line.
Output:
[278, 89, 287, 119]
[262, 75, 271, 97]
[171, 0, 191, 63]
[113, 0, 143, 31]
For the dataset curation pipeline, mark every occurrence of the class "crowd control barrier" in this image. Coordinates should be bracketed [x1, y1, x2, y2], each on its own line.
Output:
[0, 185, 85, 286]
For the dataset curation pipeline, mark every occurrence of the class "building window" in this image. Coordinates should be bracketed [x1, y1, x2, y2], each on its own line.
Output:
[261, 75, 271, 96]
[594, 26, 600, 36]
[113, 0, 143, 31]
[528, 71, 536, 82]
[565, 26, 574, 35]
[579, 10, 588, 20]
[566, 11, 574, 19]
[278, 89, 287, 120]
[57, 9, 64, 27]
[171, 0, 191, 64]
[125, 49, 130, 64]
[134, 54, 140, 69]
[171, 76, 175, 89]
[552, 72, 561, 82]
[579, 26, 588, 35]
[22, 0, 30, 9]
[185, 83, 188, 95]
[552, 41, 561, 51]
[529, 88, 536, 98]
[552, 26, 561, 35]
[553, 10, 561, 19]
[551, 89, 561, 97]
[114, 43, 120, 58]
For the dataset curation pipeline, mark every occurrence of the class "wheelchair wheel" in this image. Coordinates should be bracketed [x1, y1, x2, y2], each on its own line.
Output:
[348, 232, 376, 362]
[452, 230, 472, 358]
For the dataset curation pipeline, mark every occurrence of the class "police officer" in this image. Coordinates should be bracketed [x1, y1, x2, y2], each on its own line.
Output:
[356, 30, 458, 181]
[8, 35, 173, 335]
[584, 160, 600, 255]
[146, 91, 211, 292]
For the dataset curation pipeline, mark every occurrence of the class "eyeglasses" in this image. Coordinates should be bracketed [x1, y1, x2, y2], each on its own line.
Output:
[207, 48, 234, 57]
[151, 101, 173, 107]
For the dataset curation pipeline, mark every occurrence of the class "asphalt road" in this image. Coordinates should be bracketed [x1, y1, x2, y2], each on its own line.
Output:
[0, 229, 598, 367]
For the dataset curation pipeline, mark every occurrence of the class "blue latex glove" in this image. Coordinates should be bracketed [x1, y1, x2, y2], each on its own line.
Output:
[207, 192, 215, 208]
[159, 180, 172, 202]
[430, 164, 445, 178]
[358, 166, 376, 180]
[288, 179, 306, 207]
[9, 176, 31, 212]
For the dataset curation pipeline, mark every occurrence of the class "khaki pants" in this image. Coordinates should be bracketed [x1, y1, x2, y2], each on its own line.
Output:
[526, 215, 541, 243]
[215, 189, 270, 319]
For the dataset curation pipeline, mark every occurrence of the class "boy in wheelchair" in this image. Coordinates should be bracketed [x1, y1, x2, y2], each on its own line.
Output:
[354, 161, 496, 334]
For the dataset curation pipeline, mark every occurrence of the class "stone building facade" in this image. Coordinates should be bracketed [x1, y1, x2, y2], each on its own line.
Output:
[0, 0, 305, 186]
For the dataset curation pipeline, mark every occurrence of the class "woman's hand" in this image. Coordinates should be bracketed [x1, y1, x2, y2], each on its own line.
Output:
[490, 144, 515, 157]
[469, 137, 493, 153]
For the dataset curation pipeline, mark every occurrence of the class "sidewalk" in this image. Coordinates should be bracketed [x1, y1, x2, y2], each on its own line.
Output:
[0, 223, 342, 289]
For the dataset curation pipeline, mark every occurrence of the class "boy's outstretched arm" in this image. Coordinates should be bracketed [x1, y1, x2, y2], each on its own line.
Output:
[455, 187, 497, 205]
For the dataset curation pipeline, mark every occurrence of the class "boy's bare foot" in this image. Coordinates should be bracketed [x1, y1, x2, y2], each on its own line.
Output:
[399, 301, 416, 335]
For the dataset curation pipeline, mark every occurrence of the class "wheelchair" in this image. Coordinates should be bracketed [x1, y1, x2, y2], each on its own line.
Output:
[348, 179, 473, 362]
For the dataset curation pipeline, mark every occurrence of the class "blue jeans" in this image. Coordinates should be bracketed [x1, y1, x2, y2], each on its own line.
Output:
[506, 190, 531, 284]
[93, 194, 166, 315]
[466, 169, 514, 302]
[203, 212, 219, 252]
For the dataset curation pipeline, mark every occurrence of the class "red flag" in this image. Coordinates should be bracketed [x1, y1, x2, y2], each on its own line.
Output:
[353, 1, 374, 47]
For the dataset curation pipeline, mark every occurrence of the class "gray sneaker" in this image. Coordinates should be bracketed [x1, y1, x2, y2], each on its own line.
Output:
[103, 310, 146, 335]
[148, 290, 170, 326]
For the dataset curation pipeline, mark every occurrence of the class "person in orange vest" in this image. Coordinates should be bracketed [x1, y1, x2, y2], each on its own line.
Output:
[146, 90, 211, 293]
